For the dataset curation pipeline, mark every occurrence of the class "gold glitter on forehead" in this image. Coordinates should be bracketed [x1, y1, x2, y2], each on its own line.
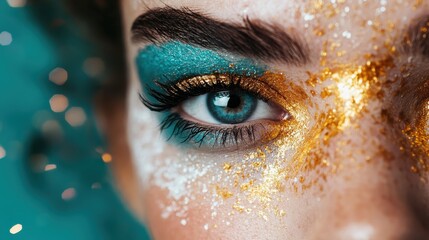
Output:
[300, 0, 423, 66]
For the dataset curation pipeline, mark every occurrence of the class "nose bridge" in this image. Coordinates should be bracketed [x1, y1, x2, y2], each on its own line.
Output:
[310, 57, 397, 168]
[324, 100, 392, 168]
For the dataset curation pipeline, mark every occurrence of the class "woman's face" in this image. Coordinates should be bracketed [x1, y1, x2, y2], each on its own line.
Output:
[115, 0, 429, 239]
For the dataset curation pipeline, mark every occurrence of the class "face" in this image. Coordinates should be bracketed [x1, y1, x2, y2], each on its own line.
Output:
[113, 0, 429, 239]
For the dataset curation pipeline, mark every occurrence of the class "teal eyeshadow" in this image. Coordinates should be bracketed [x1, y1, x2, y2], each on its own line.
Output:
[159, 112, 219, 147]
[135, 41, 268, 147]
[135, 41, 267, 101]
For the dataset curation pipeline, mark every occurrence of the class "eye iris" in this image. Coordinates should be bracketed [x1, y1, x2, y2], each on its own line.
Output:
[206, 90, 257, 124]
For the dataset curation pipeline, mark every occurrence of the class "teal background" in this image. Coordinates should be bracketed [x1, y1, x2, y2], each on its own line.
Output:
[0, 1, 150, 239]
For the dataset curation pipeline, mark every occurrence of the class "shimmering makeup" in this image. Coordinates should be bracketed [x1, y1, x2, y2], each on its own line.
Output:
[136, 41, 266, 93]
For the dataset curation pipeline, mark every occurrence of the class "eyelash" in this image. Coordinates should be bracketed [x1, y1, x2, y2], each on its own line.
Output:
[159, 113, 264, 148]
[139, 74, 273, 112]
[140, 73, 286, 148]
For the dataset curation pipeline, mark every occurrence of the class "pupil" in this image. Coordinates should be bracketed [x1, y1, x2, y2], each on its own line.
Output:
[226, 94, 241, 109]
[206, 90, 257, 124]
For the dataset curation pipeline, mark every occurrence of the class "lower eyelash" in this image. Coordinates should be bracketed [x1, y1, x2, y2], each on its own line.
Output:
[160, 113, 262, 148]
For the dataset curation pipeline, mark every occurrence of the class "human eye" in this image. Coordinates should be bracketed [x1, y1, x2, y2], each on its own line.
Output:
[136, 42, 296, 150]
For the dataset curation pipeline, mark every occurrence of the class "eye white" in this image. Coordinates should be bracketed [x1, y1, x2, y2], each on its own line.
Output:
[180, 93, 286, 125]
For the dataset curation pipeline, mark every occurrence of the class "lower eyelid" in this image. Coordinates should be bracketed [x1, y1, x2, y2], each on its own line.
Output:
[160, 113, 286, 151]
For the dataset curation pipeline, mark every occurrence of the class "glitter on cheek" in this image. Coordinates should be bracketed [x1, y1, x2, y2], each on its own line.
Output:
[127, 88, 166, 185]
[128, 85, 215, 224]
[203, 81, 312, 220]
[128, 74, 314, 224]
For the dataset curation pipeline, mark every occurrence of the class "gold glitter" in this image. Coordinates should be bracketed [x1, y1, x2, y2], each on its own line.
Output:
[336, 50, 346, 57]
[216, 186, 233, 199]
[231, 55, 397, 209]
[414, 0, 423, 9]
[320, 87, 333, 99]
[232, 203, 245, 213]
[306, 0, 342, 18]
[212, 74, 309, 218]
[176, 73, 303, 110]
[313, 28, 325, 36]
[223, 163, 232, 172]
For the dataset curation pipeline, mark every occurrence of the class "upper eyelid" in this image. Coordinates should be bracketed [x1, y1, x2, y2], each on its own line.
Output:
[135, 41, 267, 86]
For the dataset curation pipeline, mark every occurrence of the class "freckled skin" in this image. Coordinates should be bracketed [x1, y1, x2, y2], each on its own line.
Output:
[105, 0, 429, 239]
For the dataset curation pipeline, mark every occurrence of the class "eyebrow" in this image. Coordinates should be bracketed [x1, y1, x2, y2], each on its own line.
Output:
[403, 14, 429, 58]
[131, 7, 309, 65]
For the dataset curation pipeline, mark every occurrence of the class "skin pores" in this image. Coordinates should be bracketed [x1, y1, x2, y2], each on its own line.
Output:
[120, 1, 429, 239]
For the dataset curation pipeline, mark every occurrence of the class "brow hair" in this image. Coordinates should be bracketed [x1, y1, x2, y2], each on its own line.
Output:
[131, 7, 309, 65]
[403, 14, 429, 58]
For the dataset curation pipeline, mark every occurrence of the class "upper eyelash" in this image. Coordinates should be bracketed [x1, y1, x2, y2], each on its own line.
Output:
[139, 73, 277, 112]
